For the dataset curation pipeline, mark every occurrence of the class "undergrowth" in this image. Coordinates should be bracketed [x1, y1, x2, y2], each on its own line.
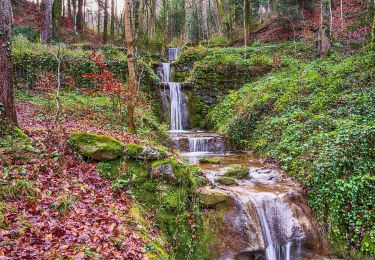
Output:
[208, 46, 375, 257]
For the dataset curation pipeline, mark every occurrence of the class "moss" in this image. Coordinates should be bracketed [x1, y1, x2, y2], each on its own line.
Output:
[125, 143, 144, 158]
[224, 166, 249, 179]
[129, 204, 170, 259]
[68, 132, 124, 161]
[97, 159, 124, 180]
[216, 177, 238, 186]
[199, 157, 221, 164]
[198, 187, 230, 207]
[195, 203, 231, 259]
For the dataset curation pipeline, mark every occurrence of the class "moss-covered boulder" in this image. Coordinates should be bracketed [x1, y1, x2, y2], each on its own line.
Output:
[150, 162, 177, 184]
[126, 143, 167, 160]
[198, 187, 230, 207]
[68, 132, 124, 161]
[199, 157, 221, 164]
[223, 165, 249, 179]
[216, 177, 238, 186]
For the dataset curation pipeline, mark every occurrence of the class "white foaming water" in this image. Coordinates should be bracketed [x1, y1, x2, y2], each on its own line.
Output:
[169, 82, 184, 131]
[253, 193, 300, 260]
[168, 48, 181, 62]
[161, 63, 170, 82]
[189, 137, 211, 152]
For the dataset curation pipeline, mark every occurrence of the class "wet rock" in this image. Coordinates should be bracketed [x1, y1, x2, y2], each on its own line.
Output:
[150, 163, 177, 183]
[224, 165, 249, 179]
[216, 177, 238, 186]
[68, 132, 124, 161]
[198, 187, 230, 207]
[199, 157, 221, 164]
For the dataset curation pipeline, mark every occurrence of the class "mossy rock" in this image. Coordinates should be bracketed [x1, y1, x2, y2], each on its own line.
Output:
[150, 162, 177, 184]
[223, 166, 249, 179]
[126, 143, 167, 160]
[68, 132, 124, 161]
[199, 157, 221, 164]
[216, 177, 238, 186]
[97, 159, 124, 180]
[198, 187, 230, 207]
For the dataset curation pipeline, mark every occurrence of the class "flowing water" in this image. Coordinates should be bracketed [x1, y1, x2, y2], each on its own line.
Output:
[160, 48, 188, 131]
[159, 48, 327, 259]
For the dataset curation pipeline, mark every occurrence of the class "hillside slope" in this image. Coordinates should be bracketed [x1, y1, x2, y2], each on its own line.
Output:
[208, 46, 375, 257]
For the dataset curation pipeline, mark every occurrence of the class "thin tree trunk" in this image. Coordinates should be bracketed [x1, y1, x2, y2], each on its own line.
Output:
[0, 0, 17, 124]
[340, 0, 343, 29]
[125, 0, 137, 134]
[243, 0, 250, 47]
[110, 0, 115, 42]
[41, 0, 53, 43]
[103, 0, 109, 43]
[97, 6, 101, 35]
[67, 0, 72, 21]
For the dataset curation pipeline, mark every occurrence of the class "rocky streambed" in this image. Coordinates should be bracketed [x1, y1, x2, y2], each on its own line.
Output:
[187, 152, 328, 259]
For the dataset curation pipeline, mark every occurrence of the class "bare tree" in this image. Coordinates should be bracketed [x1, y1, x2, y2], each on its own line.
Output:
[0, 0, 17, 124]
[124, 0, 137, 133]
[41, 0, 53, 43]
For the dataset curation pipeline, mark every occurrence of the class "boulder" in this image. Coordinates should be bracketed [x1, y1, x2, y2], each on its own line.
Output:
[199, 157, 221, 164]
[126, 143, 166, 160]
[198, 187, 230, 207]
[150, 163, 177, 183]
[223, 165, 249, 179]
[68, 132, 124, 161]
[216, 177, 238, 186]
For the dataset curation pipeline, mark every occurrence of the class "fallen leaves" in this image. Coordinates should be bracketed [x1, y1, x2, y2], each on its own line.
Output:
[0, 102, 150, 259]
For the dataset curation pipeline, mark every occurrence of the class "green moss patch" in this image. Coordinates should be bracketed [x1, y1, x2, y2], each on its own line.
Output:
[199, 157, 221, 164]
[216, 177, 238, 186]
[223, 166, 249, 179]
[68, 132, 124, 161]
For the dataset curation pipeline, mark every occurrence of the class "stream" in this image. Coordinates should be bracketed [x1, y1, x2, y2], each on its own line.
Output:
[158, 48, 327, 259]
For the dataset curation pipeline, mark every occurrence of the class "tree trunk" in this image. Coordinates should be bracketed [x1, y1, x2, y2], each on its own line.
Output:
[41, 0, 53, 43]
[52, 0, 62, 40]
[243, 0, 251, 47]
[67, 0, 72, 22]
[0, 0, 17, 124]
[125, 0, 137, 134]
[103, 0, 109, 43]
[76, 0, 84, 32]
[110, 0, 115, 42]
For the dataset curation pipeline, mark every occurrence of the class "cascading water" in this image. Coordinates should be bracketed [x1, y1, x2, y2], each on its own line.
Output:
[168, 48, 181, 62]
[254, 194, 301, 260]
[161, 63, 170, 82]
[160, 48, 188, 131]
[189, 137, 210, 152]
[159, 49, 326, 259]
[169, 83, 184, 131]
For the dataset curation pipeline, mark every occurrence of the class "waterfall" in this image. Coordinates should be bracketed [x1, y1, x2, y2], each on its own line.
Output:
[189, 138, 210, 152]
[169, 83, 185, 131]
[253, 193, 302, 260]
[161, 63, 170, 82]
[159, 48, 188, 131]
[168, 48, 181, 62]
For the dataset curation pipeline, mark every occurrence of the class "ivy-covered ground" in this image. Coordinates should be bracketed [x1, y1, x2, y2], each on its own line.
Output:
[206, 46, 375, 258]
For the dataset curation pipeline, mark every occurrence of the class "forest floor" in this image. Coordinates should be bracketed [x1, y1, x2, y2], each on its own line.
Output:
[0, 91, 158, 258]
